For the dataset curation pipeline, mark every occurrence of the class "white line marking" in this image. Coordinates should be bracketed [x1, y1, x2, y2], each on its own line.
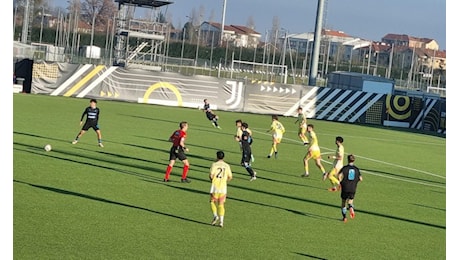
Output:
[251, 129, 446, 185]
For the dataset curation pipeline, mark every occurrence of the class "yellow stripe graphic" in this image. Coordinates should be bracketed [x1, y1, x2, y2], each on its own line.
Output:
[63, 65, 105, 97]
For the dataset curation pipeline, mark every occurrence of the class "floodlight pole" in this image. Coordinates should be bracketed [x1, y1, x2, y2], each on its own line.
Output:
[308, 0, 325, 86]
[180, 26, 185, 67]
[281, 29, 288, 79]
[90, 9, 96, 63]
[220, 0, 227, 46]
[13, 3, 18, 40]
[21, 0, 30, 43]
[39, 6, 44, 44]
[195, 15, 202, 67]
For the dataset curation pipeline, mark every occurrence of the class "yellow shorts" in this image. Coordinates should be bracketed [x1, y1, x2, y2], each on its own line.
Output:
[273, 133, 283, 144]
[332, 162, 343, 173]
[306, 150, 321, 160]
[298, 126, 306, 135]
[328, 167, 339, 176]
[210, 193, 227, 203]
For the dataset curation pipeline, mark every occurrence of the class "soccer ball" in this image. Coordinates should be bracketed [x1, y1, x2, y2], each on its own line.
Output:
[44, 144, 52, 152]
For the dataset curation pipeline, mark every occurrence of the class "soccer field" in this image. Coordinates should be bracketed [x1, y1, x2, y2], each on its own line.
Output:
[13, 94, 446, 259]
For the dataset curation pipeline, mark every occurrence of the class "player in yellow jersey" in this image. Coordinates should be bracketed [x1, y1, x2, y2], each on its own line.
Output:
[235, 119, 243, 149]
[267, 115, 285, 158]
[294, 107, 309, 145]
[324, 136, 344, 191]
[301, 124, 326, 177]
[209, 150, 233, 227]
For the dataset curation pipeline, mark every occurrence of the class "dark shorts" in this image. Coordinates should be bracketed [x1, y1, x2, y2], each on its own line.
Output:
[341, 191, 356, 200]
[241, 146, 252, 165]
[169, 146, 187, 161]
[206, 113, 216, 121]
[82, 121, 100, 131]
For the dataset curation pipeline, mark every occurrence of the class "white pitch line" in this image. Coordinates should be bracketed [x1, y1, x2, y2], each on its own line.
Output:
[356, 155, 445, 179]
[251, 128, 445, 182]
[361, 169, 445, 189]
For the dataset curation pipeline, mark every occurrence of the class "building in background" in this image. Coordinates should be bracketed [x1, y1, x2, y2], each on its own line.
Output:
[197, 22, 261, 48]
[381, 33, 441, 51]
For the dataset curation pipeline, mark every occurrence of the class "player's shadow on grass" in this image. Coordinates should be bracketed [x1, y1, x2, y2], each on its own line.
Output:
[131, 137, 301, 179]
[145, 178, 446, 229]
[159, 182, 336, 221]
[255, 174, 326, 190]
[119, 114, 235, 137]
[14, 143, 446, 229]
[14, 142, 167, 181]
[411, 203, 445, 212]
[13, 179, 209, 226]
[135, 135, 241, 156]
[360, 168, 446, 186]
[118, 114, 179, 126]
[13, 131, 73, 144]
[15, 141, 213, 180]
[119, 143, 213, 171]
[292, 252, 327, 260]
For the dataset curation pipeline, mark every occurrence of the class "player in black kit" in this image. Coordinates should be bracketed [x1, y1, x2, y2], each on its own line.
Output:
[338, 154, 363, 223]
[240, 122, 256, 181]
[72, 99, 104, 147]
[203, 99, 221, 129]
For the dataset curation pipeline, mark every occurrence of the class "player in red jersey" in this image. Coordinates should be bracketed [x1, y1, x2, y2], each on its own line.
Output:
[163, 121, 191, 183]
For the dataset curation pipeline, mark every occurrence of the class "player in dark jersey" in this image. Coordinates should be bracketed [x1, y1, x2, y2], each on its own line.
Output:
[203, 99, 221, 129]
[235, 119, 255, 162]
[163, 121, 191, 183]
[240, 122, 257, 181]
[338, 154, 363, 223]
[72, 99, 103, 147]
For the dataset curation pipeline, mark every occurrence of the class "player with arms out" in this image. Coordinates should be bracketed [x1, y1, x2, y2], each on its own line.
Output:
[294, 107, 309, 145]
[301, 124, 326, 177]
[324, 136, 344, 192]
[163, 121, 191, 183]
[267, 115, 285, 158]
[72, 98, 104, 147]
[209, 150, 233, 227]
[203, 99, 221, 129]
[338, 154, 362, 223]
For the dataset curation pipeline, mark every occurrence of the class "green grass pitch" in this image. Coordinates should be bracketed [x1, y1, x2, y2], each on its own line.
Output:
[13, 94, 446, 259]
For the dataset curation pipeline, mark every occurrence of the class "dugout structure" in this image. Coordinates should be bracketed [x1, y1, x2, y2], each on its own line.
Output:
[113, 0, 173, 69]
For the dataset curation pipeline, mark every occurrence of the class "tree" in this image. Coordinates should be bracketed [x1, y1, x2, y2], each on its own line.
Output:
[81, 0, 116, 32]
[80, 0, 116, 52]
[82, 0, 101, 49]
[98, 0, 117, 28]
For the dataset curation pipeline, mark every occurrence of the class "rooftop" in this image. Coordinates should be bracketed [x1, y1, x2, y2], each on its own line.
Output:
[114, 0, 173, 8]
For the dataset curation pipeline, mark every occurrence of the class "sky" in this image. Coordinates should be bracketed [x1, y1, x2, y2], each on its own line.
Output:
[51, 0, 447, 50]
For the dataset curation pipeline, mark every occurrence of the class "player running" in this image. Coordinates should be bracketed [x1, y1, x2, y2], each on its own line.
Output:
[294, 106, 309, 145]
[240, 122, 257, 181]
[324, 136, 344, 191]
[338, 154, 363, 223]
[267, 115, 285, 159]
[301, 124, 326, 178]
